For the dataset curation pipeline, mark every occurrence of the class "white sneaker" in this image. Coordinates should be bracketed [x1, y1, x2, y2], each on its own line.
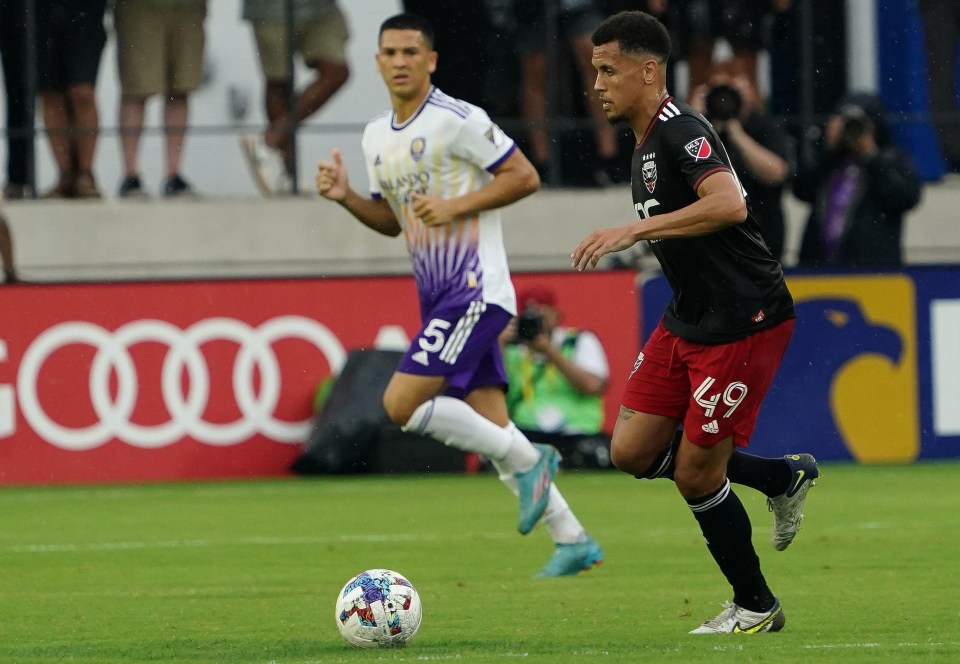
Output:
[240, 133, 286, 196]
[689, 599, 785, 634]
[767, 453, 820, 551]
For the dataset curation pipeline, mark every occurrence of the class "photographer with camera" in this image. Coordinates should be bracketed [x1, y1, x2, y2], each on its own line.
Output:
[793, 92, 922, 268]
[500, 285, 610, 469]
[693, 74, 793, 260]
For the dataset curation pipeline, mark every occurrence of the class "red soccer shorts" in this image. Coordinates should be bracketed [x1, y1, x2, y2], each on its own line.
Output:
[622, 319, 795, 448]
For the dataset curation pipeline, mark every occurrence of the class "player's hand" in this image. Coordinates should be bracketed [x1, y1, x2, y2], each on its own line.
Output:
[571, 224, 639, 271]
[316, 148, 349, 201]
[410, 192, 456, 226]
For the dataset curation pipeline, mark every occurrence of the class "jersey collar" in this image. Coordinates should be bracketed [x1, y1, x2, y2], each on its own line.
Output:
[637, 95, 675, 147]
[391, 85, 435, 131]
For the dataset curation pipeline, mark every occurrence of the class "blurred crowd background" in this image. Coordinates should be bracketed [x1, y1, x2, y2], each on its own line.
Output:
[0, 1, 956, 226]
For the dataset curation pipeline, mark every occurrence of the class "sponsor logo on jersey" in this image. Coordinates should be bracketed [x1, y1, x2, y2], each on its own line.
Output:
[642, 160, 657, 193]
[374, 154, 382, 166]
[701, 419, 719, 434]
[684, 137, 712, 161]
[484, 124, 504, 147]
[752, 309, 766, 323]
[411, 349, 430, 366]
[410, 137, 426, 161]
[630, 351, 644, 377]
[658, 101, 681, 122]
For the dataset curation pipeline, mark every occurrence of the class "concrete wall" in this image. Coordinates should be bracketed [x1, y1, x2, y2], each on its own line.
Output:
[3, 180, 958, 283]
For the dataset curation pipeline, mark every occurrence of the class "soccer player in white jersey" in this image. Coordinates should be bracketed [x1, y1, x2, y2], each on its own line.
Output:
[315, 12, 603, 577]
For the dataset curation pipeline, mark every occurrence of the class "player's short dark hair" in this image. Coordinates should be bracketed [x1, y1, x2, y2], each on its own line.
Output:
[379, 13, 435, 49]
[592, 11, 671, 64]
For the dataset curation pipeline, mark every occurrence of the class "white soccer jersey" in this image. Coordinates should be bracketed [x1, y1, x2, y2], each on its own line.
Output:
[362, 87, 518, 315]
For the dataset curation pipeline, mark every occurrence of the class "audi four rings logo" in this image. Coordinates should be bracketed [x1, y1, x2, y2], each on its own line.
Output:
[10, 316, 347, 451]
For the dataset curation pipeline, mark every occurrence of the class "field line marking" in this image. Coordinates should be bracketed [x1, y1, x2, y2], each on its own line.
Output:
[1, 533, 444, 554]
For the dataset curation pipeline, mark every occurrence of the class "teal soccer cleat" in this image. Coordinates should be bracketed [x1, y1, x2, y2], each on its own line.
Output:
[535, 537, 604, 578]
[515, 444, 560, 535]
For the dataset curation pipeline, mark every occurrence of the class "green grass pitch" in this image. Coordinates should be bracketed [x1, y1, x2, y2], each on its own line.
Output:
[1, 462, 959, 663]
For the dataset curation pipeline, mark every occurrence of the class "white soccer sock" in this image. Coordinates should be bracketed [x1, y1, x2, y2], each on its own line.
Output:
[491, 425, 588, 545]
[499, 422, 541, 472]
[403, 396, 516, 460]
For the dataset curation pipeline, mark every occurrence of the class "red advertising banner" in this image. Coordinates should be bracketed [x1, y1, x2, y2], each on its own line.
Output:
[0, 272, 639, 485]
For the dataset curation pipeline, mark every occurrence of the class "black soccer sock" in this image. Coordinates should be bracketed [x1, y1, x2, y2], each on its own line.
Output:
[726, 451, 792, 497]
[687, 480, 776, 612]
[634, 430, 682, 480]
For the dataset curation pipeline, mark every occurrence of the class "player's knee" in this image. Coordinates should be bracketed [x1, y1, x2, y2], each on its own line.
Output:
[673, 464, 726, 501]
[383, 389, 433, 429]
[382, 391, 415, 427]
[609, 440, 655, 476]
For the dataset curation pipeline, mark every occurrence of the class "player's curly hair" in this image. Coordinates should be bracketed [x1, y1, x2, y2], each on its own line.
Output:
[592, 11, 671, 64]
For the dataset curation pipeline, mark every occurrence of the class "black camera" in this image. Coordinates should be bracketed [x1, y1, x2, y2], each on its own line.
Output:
[839, 104, 873, 147]
[516, 309, 544, 342]
[704, 84, 743, 123]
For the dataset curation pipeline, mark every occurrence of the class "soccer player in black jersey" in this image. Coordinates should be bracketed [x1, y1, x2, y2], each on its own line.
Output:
[571, 11, 820, 634]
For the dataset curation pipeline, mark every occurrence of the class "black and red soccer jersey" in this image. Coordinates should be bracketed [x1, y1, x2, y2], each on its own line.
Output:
[631, 96, 795, 345]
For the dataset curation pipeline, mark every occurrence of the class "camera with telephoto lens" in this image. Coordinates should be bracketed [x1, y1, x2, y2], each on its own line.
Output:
[839, 104, 873, 148]
[704, 84, 743, 123]
[515, 308, 544, 342]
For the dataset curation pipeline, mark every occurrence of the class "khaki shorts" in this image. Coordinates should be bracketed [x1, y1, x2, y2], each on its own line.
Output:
[252, 8, 349, 81]
[115, 2, 206, 98]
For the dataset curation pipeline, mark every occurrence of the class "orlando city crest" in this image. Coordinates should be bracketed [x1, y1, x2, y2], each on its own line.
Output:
[684, 137, 712, 161]
[410, 137, 426, 161]
[642, 160, 657, 193]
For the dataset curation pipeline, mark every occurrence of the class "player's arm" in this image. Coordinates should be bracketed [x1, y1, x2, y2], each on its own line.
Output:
[411, 148, 540, 226]
[634, 171, 747, 239]
[572, 172, 746, 271]
[316, 148, 401, 237]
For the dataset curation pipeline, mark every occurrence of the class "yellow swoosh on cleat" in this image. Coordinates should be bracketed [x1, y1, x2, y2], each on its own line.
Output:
[732, 607, 782, 633]
[789, 470, 805, 495]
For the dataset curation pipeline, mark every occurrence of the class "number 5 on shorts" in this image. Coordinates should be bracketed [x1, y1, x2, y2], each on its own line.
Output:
[419, 318, 452, 354]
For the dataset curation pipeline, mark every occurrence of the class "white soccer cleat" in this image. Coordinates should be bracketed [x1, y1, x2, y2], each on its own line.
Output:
[767, 453, 820, 551]
[689, 599, 786, 634]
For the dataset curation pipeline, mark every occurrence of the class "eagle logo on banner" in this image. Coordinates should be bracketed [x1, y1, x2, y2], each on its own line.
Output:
[684, 137, 712, 161]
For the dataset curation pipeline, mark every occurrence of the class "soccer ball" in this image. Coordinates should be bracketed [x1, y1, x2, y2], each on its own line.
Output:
[334, 568, 422, 648]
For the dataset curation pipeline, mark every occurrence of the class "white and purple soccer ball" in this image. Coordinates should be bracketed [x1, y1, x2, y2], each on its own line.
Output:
[334, 568, 422, 648]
